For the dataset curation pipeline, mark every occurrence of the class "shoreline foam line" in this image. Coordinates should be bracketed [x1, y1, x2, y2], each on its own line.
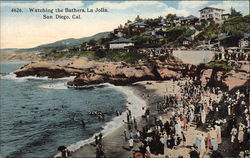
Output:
[0, 72, 76, 81]
[54, 83, 146, 158]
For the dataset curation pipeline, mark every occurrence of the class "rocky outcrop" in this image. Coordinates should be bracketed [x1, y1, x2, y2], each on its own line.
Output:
[198, 62, 250, 91]
[14, 57, 194, 86]
[14, 61, 87, 78]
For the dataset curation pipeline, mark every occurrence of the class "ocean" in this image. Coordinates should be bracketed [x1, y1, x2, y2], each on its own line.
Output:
[0, 62, 145, 158]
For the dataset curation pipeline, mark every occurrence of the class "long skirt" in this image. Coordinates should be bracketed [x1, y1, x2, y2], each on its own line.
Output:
[238, 131, 244, 143]
[207, 133, 212, 148]
[211, 136, 218, 151]
[216, 129, 222, 144]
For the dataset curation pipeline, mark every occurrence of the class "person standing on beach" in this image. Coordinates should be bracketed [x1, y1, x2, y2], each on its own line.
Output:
[129, 136, 133, 150]
[145, 109, 150, 121]
[124, 129, 128, 141]
[181, 131, 186, 146]
[200, 134, 206, 158]
[230, 126, 237, 143]
[95, 135, 99, 145]
[99, 133, 103, 144]
[127, 112, 130, 123]
[133, 117, 138, 130]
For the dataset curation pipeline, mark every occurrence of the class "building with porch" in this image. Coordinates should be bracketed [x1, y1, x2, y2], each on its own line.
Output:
[109, 38, 134, 49]
[199, 7, 224, 23]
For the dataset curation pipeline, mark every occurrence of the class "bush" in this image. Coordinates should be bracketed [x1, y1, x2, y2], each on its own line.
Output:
[200, 60, 233, 72]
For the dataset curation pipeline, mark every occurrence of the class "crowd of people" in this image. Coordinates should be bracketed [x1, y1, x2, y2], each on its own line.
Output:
[120, 76, 249, 158]
[139, 48, 174, 57]
[214, 49, 250, 61]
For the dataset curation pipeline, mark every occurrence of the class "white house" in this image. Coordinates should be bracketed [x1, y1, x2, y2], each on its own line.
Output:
[239, 33, 250, 48]
[199, 7, 224, 23]
[109, 38, 134, 49]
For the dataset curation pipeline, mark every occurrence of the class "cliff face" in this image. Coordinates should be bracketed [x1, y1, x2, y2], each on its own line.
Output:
[198, 61, 250, 91]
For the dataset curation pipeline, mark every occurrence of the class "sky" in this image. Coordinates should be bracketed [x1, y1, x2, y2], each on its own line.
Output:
[0, 0, 249, 49]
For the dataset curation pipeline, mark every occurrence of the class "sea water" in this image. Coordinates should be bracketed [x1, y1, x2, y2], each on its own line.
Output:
[0, 62, 145, 158]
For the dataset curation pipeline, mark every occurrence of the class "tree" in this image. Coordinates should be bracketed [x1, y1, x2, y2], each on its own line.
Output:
[118, 24, 123, 29]
[229, 8, 242, 18]
[222, 14, 250, 46]
[88, 39, 97, 47]
[166, 13, 176, 22]
[80, 42, 87, 50]
[135, 15, 143, 22]
[196, 22, 221, 48]
[166, 13, 177, 26]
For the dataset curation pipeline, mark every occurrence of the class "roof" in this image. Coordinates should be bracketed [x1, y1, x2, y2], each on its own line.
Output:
[150, 35, 164, 40]
[185, 15, 199, 20]
[131, 21, 148, 26]
[184, 36, 192, 41]
[109, 38, 133, 44]
[216, 34, 231, 40]
[174, 16, 185, 20]
[199, 7, 224, 12]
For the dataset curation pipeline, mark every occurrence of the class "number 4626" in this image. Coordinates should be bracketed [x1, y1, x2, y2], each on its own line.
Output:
[11, 8, 23, 13]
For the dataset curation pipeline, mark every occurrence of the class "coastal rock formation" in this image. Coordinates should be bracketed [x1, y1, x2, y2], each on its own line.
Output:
[14, 57, 248, 90]
[158, 67, 181, 79]
[14, 61, 86, 78]
[224, 71, 249, 90]
[199, 65, 249, 91]
[68, 64, 156, 86]
[14, 58, 189, 86]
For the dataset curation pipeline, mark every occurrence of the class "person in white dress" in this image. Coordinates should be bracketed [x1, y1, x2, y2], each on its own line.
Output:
[238, 123, 245, 143]
[129, 137, 133, 149]
[200, 134, 206, 157]
[230, 126, 238, 143]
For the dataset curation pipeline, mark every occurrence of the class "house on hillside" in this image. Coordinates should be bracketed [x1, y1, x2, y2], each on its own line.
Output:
[129, 21, 148, 34]
[239, 33, 250, 48]
[199, 7, 224, 23]
[149, 35, 165, 44]
[181, 15, 200, 25]
[215, 33, 231, 47]
[173, 16, 185, 26]
[179, 36, 193, 47]
[109, 37, 134, 49]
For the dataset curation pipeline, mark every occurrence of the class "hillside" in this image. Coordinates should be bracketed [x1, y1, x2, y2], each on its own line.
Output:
[32, 31, 110, 51]
[0, 31, 110, 53]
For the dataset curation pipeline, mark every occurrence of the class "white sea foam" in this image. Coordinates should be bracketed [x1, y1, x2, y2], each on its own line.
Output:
[54, 83, 146, 157]
[0, 73, 75, 82]
[38, 82, 68, 90]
